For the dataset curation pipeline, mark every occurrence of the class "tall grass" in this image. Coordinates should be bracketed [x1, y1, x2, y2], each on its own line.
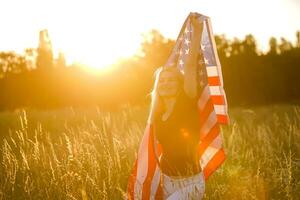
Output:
[0, 104, 299, 199]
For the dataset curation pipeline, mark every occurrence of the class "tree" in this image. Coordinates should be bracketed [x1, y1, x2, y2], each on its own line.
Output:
[278, 37, 293, 53]
[241, 34, 257, 55]
[139, 29, 175, 69]
[296, 31, 300, 48]
[24, 48, 37, 70]
[36, 29, 54, 70]
[230, 37, 243, 56]
[268, 37, 279, 55]
[56, 52, 66, 68]
[215, 34, 230, 58]
[0, 52, 27, 76]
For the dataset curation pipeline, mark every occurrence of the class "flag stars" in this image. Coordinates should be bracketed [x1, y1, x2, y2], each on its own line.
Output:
[184, 39, 191, 46]
[185, 49, 189, 55]
[184, 28, 192, 34]
[204, 58, 209, 64]
[179, 59, 184, 65]
[201, 44, 206, 51]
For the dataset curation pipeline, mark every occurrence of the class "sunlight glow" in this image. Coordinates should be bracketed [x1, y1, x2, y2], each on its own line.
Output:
[51, 26, 143, 69]
[0, 0, 299, 70]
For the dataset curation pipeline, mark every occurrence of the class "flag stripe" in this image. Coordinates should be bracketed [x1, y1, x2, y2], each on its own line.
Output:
[200, 135, 223, 169]
[199, 110, 217, 139]
[154, 178, 164, 200]
[203, 148, 226, 180]
[211, 95, 225, 105]
[127, 160, 138, 200]
[208, 76, 221, 86]
[134, 127, 150, 199]
[209, 86, 222, 95]
[217, 114, 229, 124]
[206, 18, 223, 85]
[198, 123, 220, 155]
[136, 126, 150, 182]
[142, 131, 158, 199]
[214, 105, 226, 115]
[206, 17, 230, 124]
[206, 66, 218, 77]
[198, 85, 210, 110]
[150, 166, 161, 200]
[198, 98, 214, 126]
[200, 146, 219, 170]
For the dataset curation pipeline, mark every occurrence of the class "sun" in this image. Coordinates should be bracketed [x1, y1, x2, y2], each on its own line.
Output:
[50, 25, 143, 71]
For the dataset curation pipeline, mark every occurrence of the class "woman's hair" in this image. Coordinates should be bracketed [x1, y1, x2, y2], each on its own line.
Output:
[147, 66, 184, 123]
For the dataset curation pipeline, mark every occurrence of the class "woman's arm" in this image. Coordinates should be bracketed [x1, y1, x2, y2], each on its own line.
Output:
[183, 15, 203, 98]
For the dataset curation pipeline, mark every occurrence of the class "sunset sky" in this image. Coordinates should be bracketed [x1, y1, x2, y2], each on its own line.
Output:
[0, 0, 299, 68]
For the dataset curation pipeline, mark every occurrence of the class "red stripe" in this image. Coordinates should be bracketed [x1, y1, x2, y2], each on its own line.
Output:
[154, 179, 164, 200]
[198, 123, 220, 156]
[127, 159, 138, 200]
[208, 76, 221, 86]
[211, 95, 225, 105]
[153, 130, 163, 199]
[203, 148, 226, 180]
[198, 97, 214, 126]
[217, 114, 229, 124]
[141, 126, 157, 200]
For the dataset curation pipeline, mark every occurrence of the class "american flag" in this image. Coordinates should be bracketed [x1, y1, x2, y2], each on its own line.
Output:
[127, 12, 229, 200]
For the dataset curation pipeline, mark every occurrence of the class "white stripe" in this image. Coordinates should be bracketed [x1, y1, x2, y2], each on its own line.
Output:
[206, 66, 218, 77]
[209, 86, 221, 95]
[134, 125, 151, 199]
[200, 111, 217, 140]
[214, 105, 226, 115]
[210, 134, 222, 149]
[200, 146, 218, 169]
[197, 85, 210, 110]
[150, 166, 161, 200]
[221, 88, 229, 118]
[133, 179, 143, 200]
[200, 135, 222, 169]
[150, 136, 162, 200]
[217, 87, 229, 117]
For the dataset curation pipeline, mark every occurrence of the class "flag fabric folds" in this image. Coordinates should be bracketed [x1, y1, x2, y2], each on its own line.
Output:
[127, 12, 230, 200]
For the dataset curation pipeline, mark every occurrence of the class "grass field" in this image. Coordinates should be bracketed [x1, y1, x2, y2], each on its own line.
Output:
[0, 104, 300, 199]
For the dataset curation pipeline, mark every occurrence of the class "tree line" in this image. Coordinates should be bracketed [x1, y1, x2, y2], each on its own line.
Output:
[0, 29, 299, 110]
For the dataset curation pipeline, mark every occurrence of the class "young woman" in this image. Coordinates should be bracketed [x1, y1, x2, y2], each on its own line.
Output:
[148, 15, 205, 199]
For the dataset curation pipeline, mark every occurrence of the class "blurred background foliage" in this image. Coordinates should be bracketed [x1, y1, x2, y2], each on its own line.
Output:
[0, 29, 299, 110]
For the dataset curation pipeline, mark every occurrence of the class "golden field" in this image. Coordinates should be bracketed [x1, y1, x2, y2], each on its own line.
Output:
[0, 104, 299, 199]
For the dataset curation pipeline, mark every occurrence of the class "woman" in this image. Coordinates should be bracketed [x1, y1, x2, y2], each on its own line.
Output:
[148, 15, 205, 199]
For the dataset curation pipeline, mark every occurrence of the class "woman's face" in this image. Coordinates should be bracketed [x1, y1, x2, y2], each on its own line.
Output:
[157, 70, 179, 98]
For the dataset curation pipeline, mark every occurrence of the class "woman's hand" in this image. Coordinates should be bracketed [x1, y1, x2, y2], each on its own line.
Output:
[190, 14, 202, 35]
[183, 13, 203, 98]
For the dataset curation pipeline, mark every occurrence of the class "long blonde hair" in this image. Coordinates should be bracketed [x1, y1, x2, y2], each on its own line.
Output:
[147, 66, 184, 124]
